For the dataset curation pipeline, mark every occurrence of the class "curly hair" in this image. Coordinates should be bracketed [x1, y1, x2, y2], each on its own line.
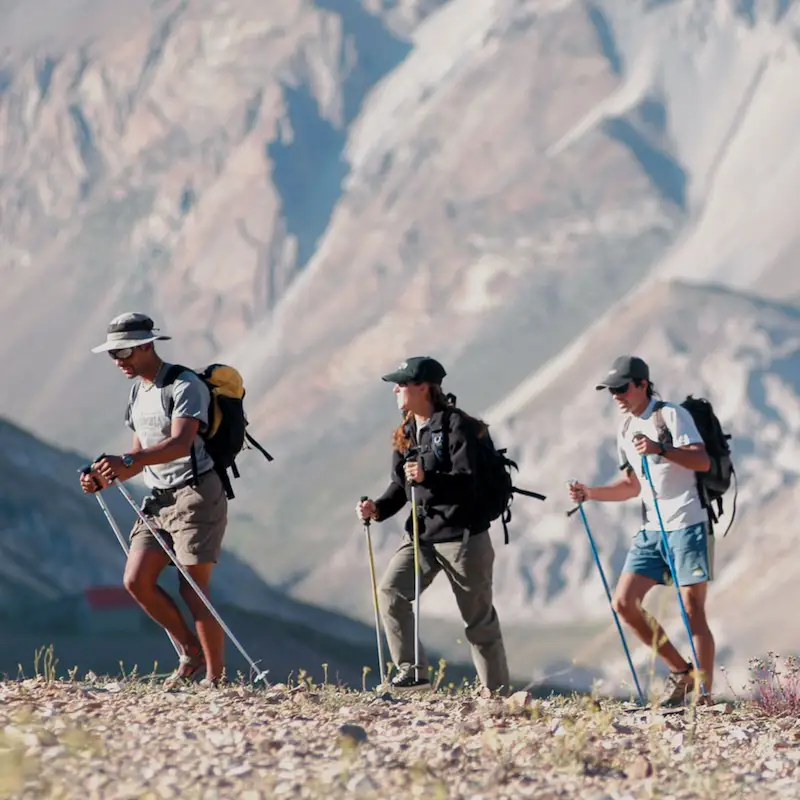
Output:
[392, 385, 489, 452]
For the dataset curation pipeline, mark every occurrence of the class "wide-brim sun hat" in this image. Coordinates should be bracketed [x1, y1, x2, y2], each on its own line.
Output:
[91, 312, 171, 353]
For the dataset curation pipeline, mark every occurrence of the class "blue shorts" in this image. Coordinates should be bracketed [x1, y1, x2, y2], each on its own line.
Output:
[621, 522, 713, 586]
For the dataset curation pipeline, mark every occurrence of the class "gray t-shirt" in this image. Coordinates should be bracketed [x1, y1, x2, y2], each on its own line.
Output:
[125, 361, 215, 490]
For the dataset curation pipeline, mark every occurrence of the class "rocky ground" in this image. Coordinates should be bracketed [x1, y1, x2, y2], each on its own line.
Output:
[1, 668, 799, 799]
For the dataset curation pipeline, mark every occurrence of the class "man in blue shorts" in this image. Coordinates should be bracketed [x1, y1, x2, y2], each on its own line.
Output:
[568, 355, 714, 706]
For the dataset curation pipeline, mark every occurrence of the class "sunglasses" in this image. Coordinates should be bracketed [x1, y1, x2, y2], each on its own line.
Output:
[608, 383, 631, 396]
[108, 347, 135, 360]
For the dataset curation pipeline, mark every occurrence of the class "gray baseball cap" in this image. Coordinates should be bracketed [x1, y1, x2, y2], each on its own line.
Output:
[595, 355, 650, 390]
[91, 312, 171, 353]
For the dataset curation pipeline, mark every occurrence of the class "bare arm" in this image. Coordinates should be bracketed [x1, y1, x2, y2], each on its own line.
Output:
[661, 442, 710, 473]
[586, 467, 641, 502]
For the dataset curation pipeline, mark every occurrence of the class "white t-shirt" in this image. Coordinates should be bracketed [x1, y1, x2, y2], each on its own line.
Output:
[617, 397, 707, 532]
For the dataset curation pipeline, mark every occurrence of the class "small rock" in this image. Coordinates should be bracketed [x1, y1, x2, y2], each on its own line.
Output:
[227, 763, 253, 778]
[710, 702, 734, 714]
[338, 724, 368, 746]
[504, 690, 532, 710]
[347, 774, 379, 796]
[612, 722, 634, 734]
[459, 717, 482, 736]
[627, 755, 653, 779]
[3, 725, 39, 748]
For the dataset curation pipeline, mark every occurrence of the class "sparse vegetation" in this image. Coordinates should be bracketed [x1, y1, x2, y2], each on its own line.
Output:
[747, 652, 800, 718]
[1, 644, 800, 798]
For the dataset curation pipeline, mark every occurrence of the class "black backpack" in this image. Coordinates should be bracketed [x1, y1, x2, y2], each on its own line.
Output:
[651, 396, 737, 536]
[442, 402, 546, 544]
[163, 363, 273, 499]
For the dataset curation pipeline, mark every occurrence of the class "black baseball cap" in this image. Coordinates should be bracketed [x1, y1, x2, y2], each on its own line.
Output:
[381, 356, 447, 385]
[595, 355, 650, 391]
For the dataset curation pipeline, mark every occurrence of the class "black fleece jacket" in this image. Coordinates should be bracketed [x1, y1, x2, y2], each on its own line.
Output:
[374, 408, 488, 543]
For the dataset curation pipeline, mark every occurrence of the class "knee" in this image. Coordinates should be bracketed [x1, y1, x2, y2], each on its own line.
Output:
[379, 579, 407, 615]
[612, 593, 639, 620]
[123, 570, 152, 600]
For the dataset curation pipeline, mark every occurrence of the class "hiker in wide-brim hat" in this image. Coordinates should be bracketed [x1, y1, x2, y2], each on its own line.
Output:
[356, 356, 511, 693]
[80, 311, 228, 688]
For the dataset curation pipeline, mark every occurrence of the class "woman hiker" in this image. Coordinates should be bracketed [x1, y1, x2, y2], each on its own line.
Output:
[356, 356, 510, 692]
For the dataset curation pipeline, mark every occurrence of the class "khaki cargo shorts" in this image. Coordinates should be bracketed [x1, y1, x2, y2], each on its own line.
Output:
[129, 470, 228, 565]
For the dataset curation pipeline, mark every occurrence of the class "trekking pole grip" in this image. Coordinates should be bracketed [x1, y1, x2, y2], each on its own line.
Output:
[360, 495, 370, 527]
[78, 461, 103, 490]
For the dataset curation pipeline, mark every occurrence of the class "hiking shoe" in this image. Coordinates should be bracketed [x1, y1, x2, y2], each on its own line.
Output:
[657, 665, 694, 707]
[389, 668, 431, 691]
[164, 651, 205, 689]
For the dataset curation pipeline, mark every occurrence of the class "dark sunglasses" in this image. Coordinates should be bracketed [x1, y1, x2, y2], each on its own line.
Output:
[608, 383, 630, 396]
[108, 347, 135, 360]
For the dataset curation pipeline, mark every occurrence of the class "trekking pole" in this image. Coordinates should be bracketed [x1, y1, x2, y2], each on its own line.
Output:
[360, 496, 386, 686]
[640, 455, 708, 699]
[109, 476, 269, 686]
[80, 467, 182, 656]
[567, 481, 645, 706]
[410, 480, 422, 683]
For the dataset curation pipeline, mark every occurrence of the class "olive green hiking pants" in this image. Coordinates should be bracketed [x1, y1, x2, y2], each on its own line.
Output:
[379, 530, 510, 692]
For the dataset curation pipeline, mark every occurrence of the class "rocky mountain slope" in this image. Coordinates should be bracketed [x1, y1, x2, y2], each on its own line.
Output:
[3, 0, 800, 694]
[0, 0, 442, 453]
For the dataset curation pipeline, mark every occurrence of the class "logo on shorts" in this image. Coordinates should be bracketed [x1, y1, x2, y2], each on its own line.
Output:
[692, 567, 705, 578]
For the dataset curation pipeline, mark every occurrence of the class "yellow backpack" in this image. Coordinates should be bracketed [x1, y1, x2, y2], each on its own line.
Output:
[164, 363, 273, 498]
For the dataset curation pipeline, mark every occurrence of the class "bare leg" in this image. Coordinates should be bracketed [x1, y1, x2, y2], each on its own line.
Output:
[179, 564, 225, 682]
[612, 572, 691, 673]
[680, 582, 715, 694]
[124, 549, 198, 654]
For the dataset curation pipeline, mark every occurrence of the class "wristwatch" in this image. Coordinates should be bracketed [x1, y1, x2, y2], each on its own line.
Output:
[658, 443, 667, 456]
[121, 454, 135, 468]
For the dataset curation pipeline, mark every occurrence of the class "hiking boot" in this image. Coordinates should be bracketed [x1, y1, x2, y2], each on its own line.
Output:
[657, 665, 694, 707]
[389, 668, 431, 691]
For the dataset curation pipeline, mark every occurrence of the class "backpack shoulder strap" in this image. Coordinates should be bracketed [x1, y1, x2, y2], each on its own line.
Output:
[125, 380, 141, 428]
[162, 364, 197, 415]
[160, 363, 201, 487]
[162, 364, 190, 386]
[651, 400, 671, 444]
